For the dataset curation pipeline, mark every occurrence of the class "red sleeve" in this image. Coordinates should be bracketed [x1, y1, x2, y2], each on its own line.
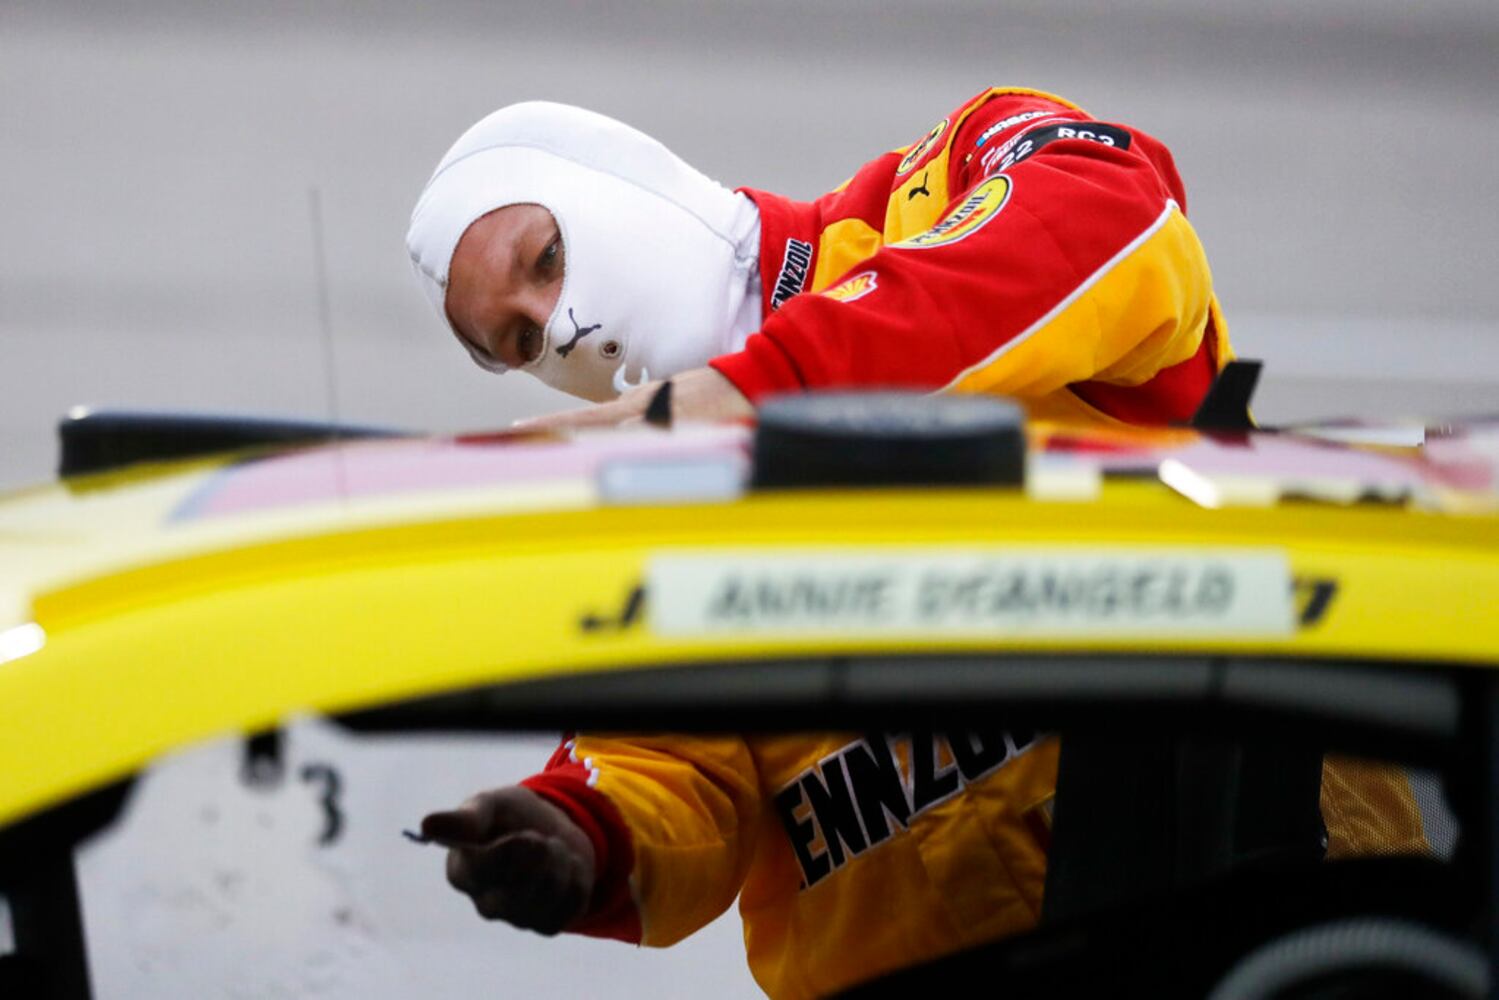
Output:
[520, 735, 641, 943]
[712, 96, 1212, 409]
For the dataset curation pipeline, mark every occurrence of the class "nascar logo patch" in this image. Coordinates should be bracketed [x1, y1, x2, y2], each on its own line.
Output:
[821, 270, 879, 304]
[891, 176, 1012, 250]
[896, 117, 949, 175]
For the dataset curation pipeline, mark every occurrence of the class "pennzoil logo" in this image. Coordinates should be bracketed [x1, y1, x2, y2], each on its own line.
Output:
[892, 176, 1012, 250]
[770, 238, 814, 310]
[896, 117, 949, 175]
[776, 731, 1041, 889]
[821, 270, 879, 304]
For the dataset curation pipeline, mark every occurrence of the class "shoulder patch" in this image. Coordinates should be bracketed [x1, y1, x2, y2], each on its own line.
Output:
[896, 117, 949, 176]
[821, 270, 879, 304]
[972, 109, 1058, 148]
[982, 121, 1132, 175]
[891, 175, 1012, 250]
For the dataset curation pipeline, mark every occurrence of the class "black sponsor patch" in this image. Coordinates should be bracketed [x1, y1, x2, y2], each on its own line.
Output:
[986, 122, 1132, 174]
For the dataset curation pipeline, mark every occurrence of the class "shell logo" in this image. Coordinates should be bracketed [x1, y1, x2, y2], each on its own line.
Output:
[896, 118, 949, 175]
[822, 270, 880, 304]
[892, 176, 1012, 250]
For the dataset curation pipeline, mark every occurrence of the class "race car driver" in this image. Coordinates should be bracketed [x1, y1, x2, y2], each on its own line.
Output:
[406, 86, 1229, 435]
[405, 89, 1423, 998]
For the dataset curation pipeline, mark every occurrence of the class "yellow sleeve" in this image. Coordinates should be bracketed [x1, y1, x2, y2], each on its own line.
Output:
[1321, 756, 1430, 859]
[945, 201, 1215, 398]
[574, 733, 763, 946]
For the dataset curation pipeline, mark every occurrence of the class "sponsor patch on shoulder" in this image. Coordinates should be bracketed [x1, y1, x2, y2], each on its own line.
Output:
[973, 109, 1057, 148]
[896, 117, 949, 175]
[982, 121, 1132, 175]
[891, 175, 1011, 250]
[821, 270, 879, 304]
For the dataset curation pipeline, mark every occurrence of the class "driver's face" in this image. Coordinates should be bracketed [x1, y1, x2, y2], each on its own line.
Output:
[444, 204, 565, 369]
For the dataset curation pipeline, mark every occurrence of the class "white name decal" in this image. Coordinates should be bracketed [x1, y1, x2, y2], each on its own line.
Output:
[649, 549, 1294, 637]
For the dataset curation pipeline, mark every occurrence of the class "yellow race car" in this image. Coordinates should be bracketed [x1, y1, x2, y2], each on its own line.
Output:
[3, 376, 1496, 998]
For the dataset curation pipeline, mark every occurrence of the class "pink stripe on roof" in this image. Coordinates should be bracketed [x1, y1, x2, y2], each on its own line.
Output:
[171, 427, 750, 523]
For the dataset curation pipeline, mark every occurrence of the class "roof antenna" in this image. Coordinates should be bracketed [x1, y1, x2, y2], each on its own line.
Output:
[307, 186, 348, 498]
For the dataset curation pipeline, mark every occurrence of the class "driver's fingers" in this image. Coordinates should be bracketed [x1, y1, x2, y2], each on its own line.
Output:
[512, 389, 655, 432]
[450, 833, 588, 933]
[421, 793, 498, 847]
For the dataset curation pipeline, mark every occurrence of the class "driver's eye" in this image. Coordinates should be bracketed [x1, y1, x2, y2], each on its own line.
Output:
[517, 324, 543, 364]
[539, 233, 563, 274]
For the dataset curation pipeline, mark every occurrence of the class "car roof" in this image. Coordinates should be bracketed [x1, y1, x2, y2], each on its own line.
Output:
[2, 417, 1497, 827]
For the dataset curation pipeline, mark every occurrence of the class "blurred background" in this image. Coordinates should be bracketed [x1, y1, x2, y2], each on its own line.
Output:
[2, 1, 1496, 996]
[5, 0, 1499, 494]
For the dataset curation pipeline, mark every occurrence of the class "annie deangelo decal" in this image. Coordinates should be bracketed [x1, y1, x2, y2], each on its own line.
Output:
[648, 547, 1295, 637]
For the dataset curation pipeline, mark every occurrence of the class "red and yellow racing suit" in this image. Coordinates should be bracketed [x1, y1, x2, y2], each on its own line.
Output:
[711, 86, 1232, 427]
[521, 88, 1221, 999]
[526, 730, 1057, 999]
[516, 90, 1422, 999]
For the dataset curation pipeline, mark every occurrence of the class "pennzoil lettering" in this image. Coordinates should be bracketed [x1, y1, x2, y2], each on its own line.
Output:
[892, 176, 1011, 250]
[777, 732, 1039, 889]
[770, 238, 814, 310]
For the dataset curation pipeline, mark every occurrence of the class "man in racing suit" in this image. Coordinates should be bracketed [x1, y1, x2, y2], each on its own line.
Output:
[409, 87, 1227, 430]
[407, 89, 1424, 999]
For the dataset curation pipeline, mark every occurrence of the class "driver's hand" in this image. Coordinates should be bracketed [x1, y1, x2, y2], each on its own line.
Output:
[513, 366, 754, 432]
[420, 786, 596, 935]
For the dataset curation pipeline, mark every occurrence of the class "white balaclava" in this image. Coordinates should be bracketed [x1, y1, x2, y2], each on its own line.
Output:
[406, 101, 763, 402]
